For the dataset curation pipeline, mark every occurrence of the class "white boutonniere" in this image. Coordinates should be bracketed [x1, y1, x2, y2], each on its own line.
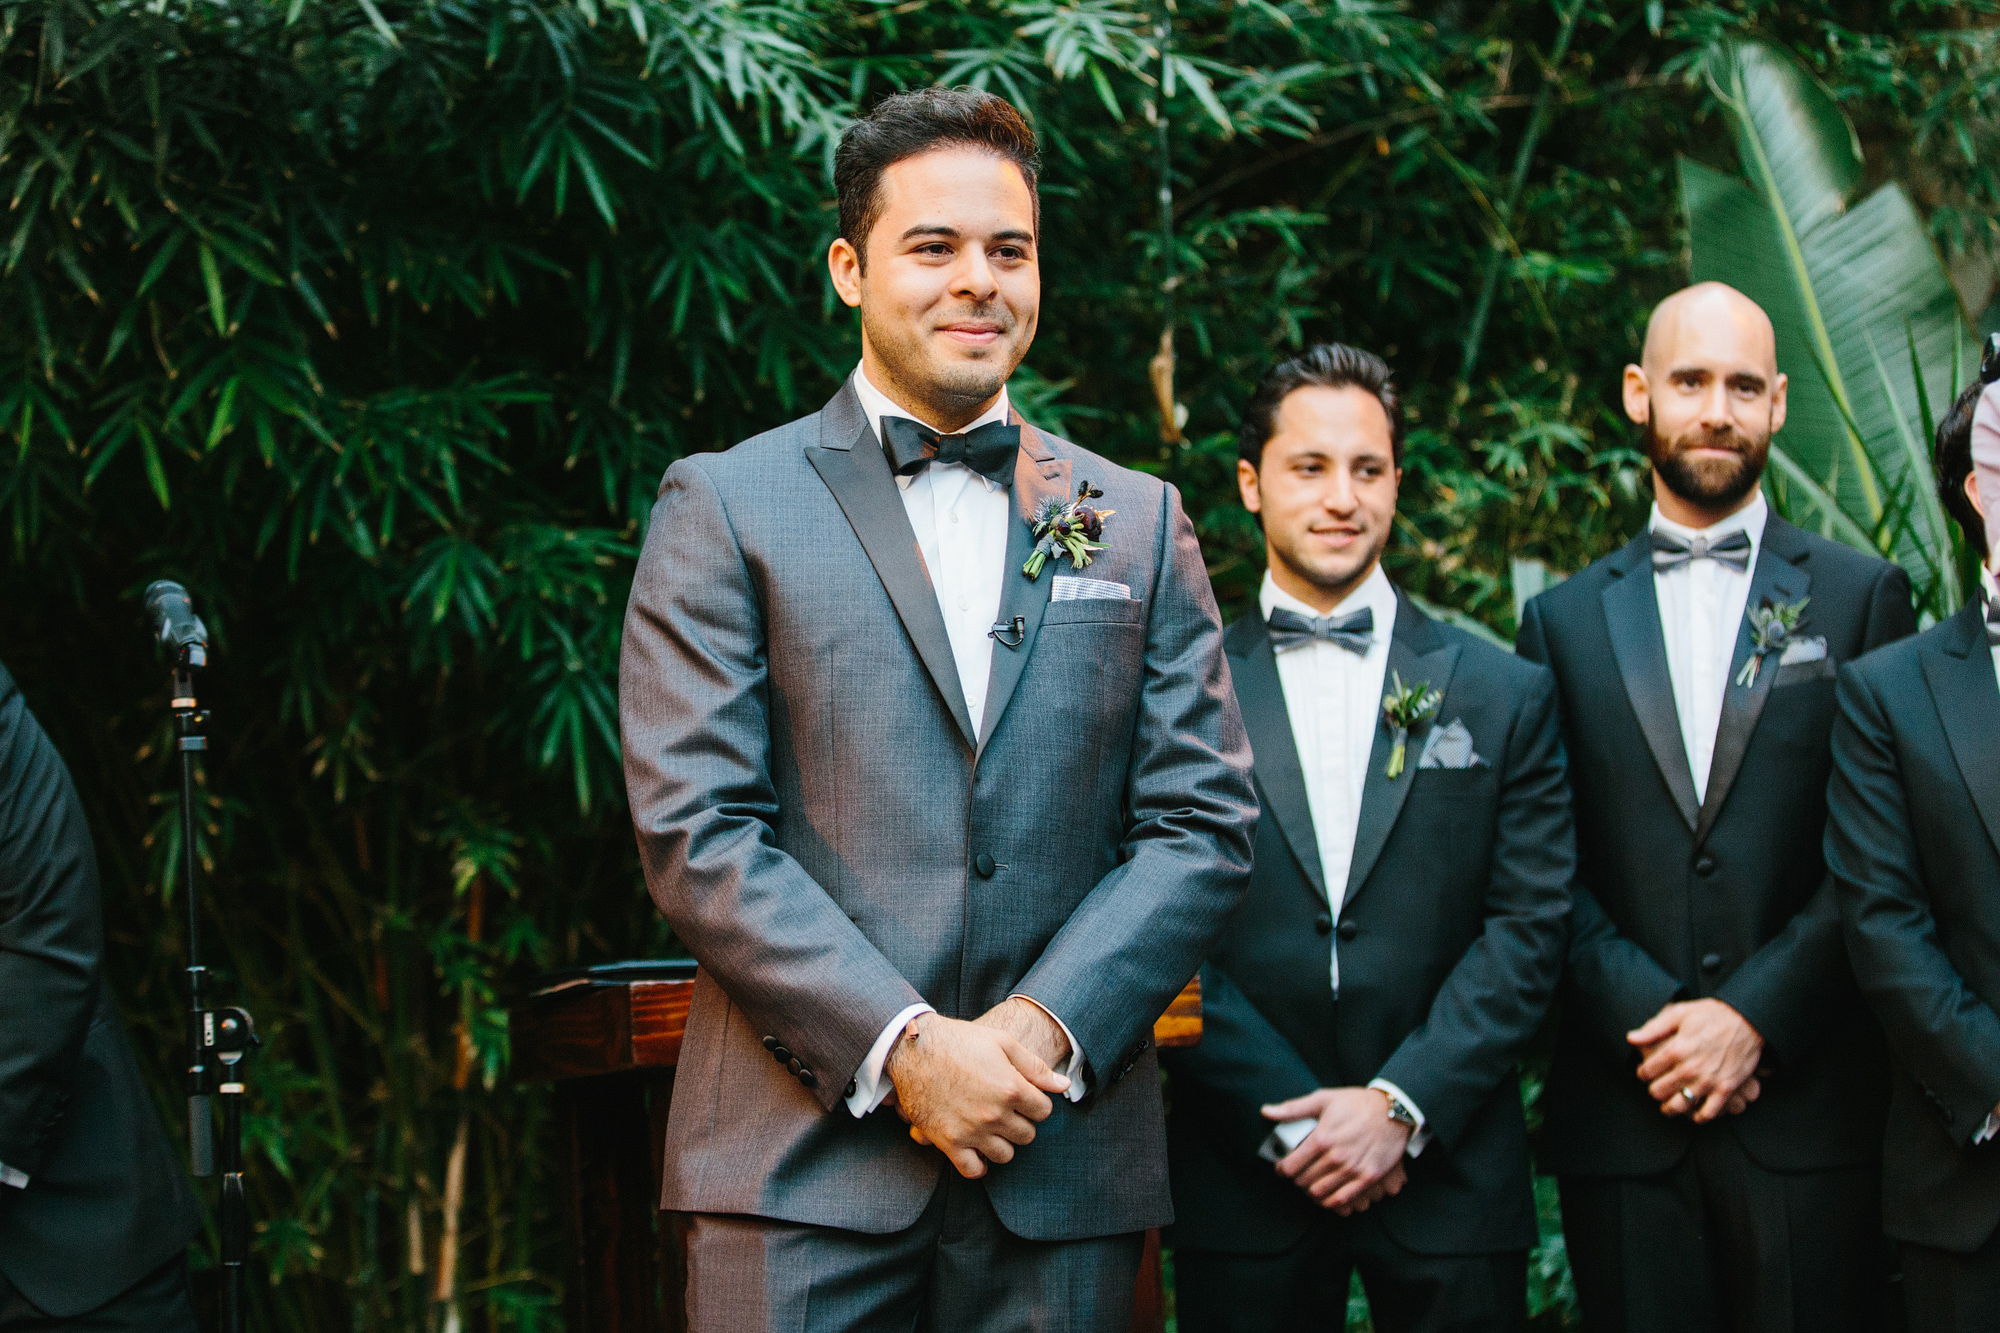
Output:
[1023, 480, 1115, 581]
[1380, 671, 1443, 780]
[1736, 596, 1810, 689]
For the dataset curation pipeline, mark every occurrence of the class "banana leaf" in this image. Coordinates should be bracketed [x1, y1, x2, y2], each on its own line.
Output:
[1681, 39, 1971, 617]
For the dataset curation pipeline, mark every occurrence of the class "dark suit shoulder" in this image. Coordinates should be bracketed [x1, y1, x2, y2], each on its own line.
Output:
[1426, 616, 1555, 707]
[1223, 613, 1264, 658]
[1843, 608, 1959, 691]
[1522, 537, 1636, 629]
[1773, 517, 1903, 587]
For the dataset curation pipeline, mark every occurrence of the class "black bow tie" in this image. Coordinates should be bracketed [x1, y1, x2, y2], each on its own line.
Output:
[1985, 585, 2000, 648]
[880, 416, 1020, 486]
[1650, 527, 1753, 574]
[1267, 606, 1374, 655]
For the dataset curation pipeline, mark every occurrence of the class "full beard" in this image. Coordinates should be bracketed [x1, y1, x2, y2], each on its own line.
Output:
[1647, 414, 1769, 512]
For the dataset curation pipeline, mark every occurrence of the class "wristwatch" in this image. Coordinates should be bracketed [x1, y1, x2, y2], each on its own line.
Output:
[1378, 1086, 1419, 1130]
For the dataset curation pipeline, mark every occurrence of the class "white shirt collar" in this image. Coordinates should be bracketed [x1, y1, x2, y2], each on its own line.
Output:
[852, 364, 1012, 449]
[1980, 562, 1998, 607]
[1649, 490, 1768, 549]
[1259, 561, 1396, 635]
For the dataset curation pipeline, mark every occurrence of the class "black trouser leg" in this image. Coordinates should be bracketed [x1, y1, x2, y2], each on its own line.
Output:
[1900, 1226, 2000, 1333]
[1350, 1216, 1525, 1333]
[1559, 1131, 1891, 1333]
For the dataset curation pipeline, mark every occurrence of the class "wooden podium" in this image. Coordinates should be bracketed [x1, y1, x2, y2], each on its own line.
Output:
[513, 961, 1200, 1332]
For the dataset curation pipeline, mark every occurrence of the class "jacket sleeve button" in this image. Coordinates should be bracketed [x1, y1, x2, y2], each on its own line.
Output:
[762, 1036, 780, 1051]
[799, 1067, 818, 1089]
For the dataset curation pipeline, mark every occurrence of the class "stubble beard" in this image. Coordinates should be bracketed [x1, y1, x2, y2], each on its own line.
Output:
[1647, 413, 1770, 513]
[862, 300, 1024, 425]
[1273, 522, 1390, 609]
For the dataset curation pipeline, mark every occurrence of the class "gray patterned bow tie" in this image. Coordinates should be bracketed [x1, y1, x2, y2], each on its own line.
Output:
[1650, 527, 1753, 574]
[1267, 606, 1374, 655]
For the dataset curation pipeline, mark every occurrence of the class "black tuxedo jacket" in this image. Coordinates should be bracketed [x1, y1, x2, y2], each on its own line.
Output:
[1517, 516, 1915, 1178]
[0, 663, 199, 1315]
[1163, 593, 1574, 1256]
[1827, 601, 2000, 1253]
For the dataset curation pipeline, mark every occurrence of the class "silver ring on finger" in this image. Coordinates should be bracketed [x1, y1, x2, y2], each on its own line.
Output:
[1680, 1087, 1700, 1103]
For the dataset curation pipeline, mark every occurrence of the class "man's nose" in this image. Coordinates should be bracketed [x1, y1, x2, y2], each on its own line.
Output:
[1322, 470, 1358, 514]
[1697, 380, 1733, 428]
[951, 248, 999, 301]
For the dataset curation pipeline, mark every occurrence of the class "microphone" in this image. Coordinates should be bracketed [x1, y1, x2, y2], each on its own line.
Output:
[144, 580, 209, 668]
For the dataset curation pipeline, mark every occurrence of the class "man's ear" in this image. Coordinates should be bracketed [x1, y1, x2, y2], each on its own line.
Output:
[1237, 458, 1262, 514]
[1621, 363, 1650, 426]
[828, 237, 863, 310]
[1966, 470, 1987, 524]
[1769, 370, 1789, 435]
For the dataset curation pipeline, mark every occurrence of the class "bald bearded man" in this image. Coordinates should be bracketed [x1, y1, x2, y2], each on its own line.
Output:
[1518, 283, 1915, 1332]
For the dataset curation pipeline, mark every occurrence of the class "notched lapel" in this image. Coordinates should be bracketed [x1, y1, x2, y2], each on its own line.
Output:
[805, 385, 976, 748]
[1345, 599, 1460, 907]
[1229, 618, 1327, 902]
[1924, 605, 2000, 861]
[976, 417, 1071, 757]
[1694, 541, 1809, 846]
[1602, 540, 1701, 829]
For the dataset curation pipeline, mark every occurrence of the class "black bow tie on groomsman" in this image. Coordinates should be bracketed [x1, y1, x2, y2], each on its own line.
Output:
[1267, 605, 1374, 655]
[1985, 583, 2000, 648]
[1650, 527, 1753, 574]
[880, 416, 1020, 486]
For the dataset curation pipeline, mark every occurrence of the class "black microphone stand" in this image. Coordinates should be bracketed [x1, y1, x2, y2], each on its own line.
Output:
[159, 606, 259, 1332]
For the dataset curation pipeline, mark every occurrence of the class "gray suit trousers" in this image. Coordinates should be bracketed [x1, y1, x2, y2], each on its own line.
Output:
[680, 1177, 1144, 1333]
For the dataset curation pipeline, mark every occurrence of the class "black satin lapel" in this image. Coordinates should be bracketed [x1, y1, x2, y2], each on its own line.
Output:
[1345, 623, 1460, 908]
[975, 422, 1069, 756]
[1602, 559, 1701, 829]
[1694, 549, 1810, 846]
[806, 424, 977, 748]
[1230, 620, 1327, 900]
[1924, 605, 2000, 860]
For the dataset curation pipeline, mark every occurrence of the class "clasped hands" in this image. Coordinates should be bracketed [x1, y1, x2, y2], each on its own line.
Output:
[1628, 997, 1766, 1123]
[885, 997, 1071, 1180]
[1258, 1088, 1411, 1216]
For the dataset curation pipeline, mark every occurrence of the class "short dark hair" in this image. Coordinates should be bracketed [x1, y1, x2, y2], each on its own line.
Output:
[834, 88, 1040, 268]
[1936, 379, 1988, 560]
[1237, 343, 1406, 470]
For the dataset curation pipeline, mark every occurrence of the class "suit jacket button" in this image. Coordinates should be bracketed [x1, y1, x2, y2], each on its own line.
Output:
[798, 1067, 817, 1088]
[1337, 921, 1359, 942]
[845, 1080, 857, 1098]
[1314, 913, 1333, 936]
[1694, 855, 1717, 877]
[762, 1036, 780, 1051]
[974, 852, 997, 878]
[772, 1045, 792, 1063]
[1700, 952, 1723, 974]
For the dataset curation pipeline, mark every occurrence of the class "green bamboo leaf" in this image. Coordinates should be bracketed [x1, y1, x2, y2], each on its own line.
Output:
[355, 0, 401, 47]
[199, 242, 227, 336]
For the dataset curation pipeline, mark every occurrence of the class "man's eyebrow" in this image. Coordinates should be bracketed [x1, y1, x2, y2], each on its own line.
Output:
[896, 224, 1036, 246]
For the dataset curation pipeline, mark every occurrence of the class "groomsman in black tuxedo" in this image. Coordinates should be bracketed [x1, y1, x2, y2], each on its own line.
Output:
[1517, 282, 1915, 1332]
[1163, 344, 1575, 1331]
[1827, 347, 2000, 1330]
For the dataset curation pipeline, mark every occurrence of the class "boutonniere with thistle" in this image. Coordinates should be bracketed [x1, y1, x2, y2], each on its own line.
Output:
[1381, 671, 1443, 779]
[1735, 596, 1810, 688]
[1022, 479, 1116, 580]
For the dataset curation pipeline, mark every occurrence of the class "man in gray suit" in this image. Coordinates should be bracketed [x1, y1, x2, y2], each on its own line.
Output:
[619, 87, 1257, 1332]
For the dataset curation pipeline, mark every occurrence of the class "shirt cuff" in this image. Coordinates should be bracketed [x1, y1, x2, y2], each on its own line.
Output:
[1368, 1077, 1432, 1157]
[0, 1162, 26, 1189]
[1008, 994, 1087, 1102]
[1272, 1116, 1315, 1155]
[1976, 1108, 2000, 1146]
[845, 1003, 935, 1118]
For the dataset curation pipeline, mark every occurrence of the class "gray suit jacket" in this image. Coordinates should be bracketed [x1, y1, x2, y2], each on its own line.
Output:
[620, 379, 1256, 1242]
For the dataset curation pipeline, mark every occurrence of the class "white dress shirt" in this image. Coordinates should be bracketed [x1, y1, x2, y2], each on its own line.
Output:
[1259, 566, 1430, 1157]
[0, 1162, 23, 1188]
[842, 367, 1086, 1118]
[1651, 493, 1768, 800]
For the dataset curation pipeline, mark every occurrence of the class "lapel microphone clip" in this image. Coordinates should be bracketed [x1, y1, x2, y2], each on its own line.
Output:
[989, 615, 1026, 649]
